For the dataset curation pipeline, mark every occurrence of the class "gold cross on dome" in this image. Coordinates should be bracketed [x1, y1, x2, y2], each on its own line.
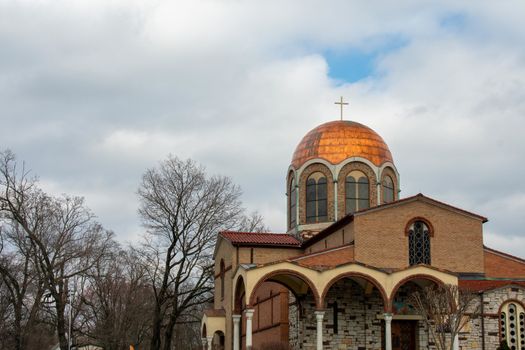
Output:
[335, 96, 349, 121]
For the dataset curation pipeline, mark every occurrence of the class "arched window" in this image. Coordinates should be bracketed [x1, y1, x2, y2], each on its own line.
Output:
[306, 172, 328, 223]
[289, 178, 297, 229]
[220, 259, 225, 299]
[383, 175, 395, 203]
[345, 171, 369, 214]
[501, 302, 525, 350]
[408, 221, 431, 265]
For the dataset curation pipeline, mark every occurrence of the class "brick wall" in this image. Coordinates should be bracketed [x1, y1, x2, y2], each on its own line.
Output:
[484, 250, 525, 278]
[354, 200, 484, 273]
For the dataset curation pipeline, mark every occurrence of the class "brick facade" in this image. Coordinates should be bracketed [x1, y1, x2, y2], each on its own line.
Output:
[353, 199, 485, 273]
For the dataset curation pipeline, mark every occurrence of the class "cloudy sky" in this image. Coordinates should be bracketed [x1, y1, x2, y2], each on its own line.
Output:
[1, 0, 524, 257]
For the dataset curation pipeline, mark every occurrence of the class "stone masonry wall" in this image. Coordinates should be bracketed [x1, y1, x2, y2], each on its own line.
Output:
[459, 286, 525, 350]
[289, 279, 385, 350]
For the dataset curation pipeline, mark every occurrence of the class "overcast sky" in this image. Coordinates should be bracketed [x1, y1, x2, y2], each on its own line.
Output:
[1, 0, 524, 257]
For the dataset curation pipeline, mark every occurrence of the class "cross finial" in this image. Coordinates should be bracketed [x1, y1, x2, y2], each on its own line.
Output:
[335, 96, 349, 121]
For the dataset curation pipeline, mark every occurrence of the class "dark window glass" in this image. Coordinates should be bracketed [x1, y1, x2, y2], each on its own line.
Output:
[345, 174, 369, 214]
[383, 176, 394, 203]
[346, 198, 356, 214]
[305, 175, 328, 223]
[317, 177, 327, 200]
[409, 221, 431, 265]
[306, 178, 316, 202]
[220, 260, 225, 299]
[289, 179, 297, 228]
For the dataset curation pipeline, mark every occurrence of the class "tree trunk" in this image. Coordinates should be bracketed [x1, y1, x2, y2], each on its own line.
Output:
[56, 302, 69, 350]
[150, 303, 163, 350]
[162, 313, 177, 350]
[13, 303, 22, 350]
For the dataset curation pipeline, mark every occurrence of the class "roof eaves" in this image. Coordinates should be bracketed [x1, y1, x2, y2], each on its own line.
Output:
[353, 193, 488, 223]
[484, 246, 525, 264]
[301, 214, 354, 248]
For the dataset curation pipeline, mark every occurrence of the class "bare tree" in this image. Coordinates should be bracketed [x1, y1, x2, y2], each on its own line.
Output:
[410, 283, 479, 350]
[78, 246, 153, 350]
[138, 156, 266, 350]
[0, 150, 113, 350]
[0, 226, 44, 350]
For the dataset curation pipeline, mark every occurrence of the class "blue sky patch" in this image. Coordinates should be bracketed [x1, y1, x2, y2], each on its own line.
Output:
[440, 12, 467, 31]
[324, 35, 408, 84]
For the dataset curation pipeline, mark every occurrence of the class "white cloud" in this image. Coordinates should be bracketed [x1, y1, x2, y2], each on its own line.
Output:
[1, 0, 525, 256]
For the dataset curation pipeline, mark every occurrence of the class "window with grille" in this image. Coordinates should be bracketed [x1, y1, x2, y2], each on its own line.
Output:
[345, 171, 369, 214]
[501, 302, 525, 350]
[306, 172, 328, 223]
[408, 221, 431, 265]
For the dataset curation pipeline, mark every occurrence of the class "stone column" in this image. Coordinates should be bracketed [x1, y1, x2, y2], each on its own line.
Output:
[201, 337, 207, 350]
[314, 310, 325, 350]
[384, 313, 393, 350]
[232, 315, 241, 350]
[453, 333, 459, 350]
[207, 336, 213, 350]
[245, 309, 255, 350]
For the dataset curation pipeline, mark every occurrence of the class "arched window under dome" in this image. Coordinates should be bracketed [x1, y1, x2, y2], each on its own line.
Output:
[289, 177, 297, 229]
[501, 302, 525, 350]
[408, 221, 431, 265]
[383, 175, 395, 203]
[345, 171, 369, 214]
[306, 172, 327, 223]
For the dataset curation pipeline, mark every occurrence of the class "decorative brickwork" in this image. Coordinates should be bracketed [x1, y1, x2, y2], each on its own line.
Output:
[380, 166, 398, 203]
[298, 163, 335, 225]
[337, 161, 378, 219]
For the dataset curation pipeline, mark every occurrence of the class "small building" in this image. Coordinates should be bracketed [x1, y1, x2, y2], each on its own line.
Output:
[201, 119, 525, 350]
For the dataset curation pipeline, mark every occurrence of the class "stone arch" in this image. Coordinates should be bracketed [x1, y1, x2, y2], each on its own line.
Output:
[299, 162, 335, 224]
[388, 274, 445, 312]
[321, 272, 389, 311]
[249, 269, 322, 309]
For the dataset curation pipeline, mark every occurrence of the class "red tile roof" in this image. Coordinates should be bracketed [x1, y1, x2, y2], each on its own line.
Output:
[459, 279, 525, 292]
[219, 231, 301, 247]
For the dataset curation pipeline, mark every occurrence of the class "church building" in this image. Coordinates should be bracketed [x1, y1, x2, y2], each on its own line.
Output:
[201, 114, 525, 350]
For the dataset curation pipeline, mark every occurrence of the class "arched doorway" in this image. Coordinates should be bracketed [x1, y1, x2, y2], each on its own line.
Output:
[236, 270, 320, 350]
[320, 273, 388, 349]
[388, 275, 444, 350]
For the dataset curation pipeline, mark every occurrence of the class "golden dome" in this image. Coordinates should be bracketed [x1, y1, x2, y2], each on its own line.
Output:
[291, 120, 393, 169]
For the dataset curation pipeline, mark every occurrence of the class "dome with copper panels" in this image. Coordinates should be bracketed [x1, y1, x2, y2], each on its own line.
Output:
[291, 120, 393, 169]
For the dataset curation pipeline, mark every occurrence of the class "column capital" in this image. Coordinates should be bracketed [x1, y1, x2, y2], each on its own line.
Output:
[383, 313, 393, 322]
[201, 337, 207, 346]
[244, 308, 255, 318]
[232, 314, 242, 323]
[314, 310, 325, 321]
